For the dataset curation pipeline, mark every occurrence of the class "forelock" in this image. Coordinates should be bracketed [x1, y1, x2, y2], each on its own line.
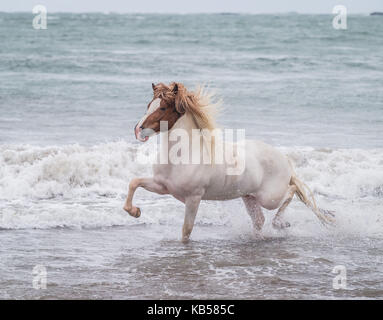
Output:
[153, 83, 175, 101]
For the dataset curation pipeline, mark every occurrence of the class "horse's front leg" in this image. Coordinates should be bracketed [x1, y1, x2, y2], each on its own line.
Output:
[124, 177, 167, 218]
[182, 195, 202, 243]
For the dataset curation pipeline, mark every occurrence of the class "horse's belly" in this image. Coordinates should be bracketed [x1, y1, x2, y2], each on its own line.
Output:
[201, 188, 244, 201]
[201, 171, 261, 201]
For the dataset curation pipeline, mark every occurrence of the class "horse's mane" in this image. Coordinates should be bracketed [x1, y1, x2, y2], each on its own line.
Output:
[153, 82, 219, 131]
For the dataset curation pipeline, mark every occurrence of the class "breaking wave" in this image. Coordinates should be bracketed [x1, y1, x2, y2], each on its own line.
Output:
[1, 141, 382, 234]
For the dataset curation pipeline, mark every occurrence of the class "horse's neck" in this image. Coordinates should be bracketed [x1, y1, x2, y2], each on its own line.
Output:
[161, 113, 216, 163]
[159, 113, 199, 160]
[167, 113, 197, 146]
[173, 112, 197, 133]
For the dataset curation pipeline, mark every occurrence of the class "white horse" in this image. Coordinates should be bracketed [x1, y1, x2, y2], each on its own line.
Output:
[124, 82, 334, 242]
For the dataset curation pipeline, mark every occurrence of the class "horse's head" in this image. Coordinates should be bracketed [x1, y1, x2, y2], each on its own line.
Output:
[134, 82, 184, 142]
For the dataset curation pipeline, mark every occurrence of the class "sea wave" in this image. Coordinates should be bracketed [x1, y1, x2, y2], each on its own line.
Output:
[0, 141, 149, 200]
[1, 142, 382, 200]
[283, 146, 383, 200]
[0, 142, 382, 231]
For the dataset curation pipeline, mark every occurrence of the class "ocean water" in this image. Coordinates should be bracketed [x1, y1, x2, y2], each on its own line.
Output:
[0, 13, 383, 299]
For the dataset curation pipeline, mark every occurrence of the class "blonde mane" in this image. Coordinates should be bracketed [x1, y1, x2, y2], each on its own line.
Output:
[154, 82, 220, 131]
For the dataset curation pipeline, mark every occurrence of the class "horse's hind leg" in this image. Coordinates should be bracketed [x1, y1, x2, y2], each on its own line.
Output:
[272, 185, 297, 229]
[242, 195, 265, 233]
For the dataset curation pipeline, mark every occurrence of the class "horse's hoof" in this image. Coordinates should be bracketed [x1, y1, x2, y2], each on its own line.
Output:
[123, 206, 141, 218]
[252, 231, 265, 240]
[132, 207, 141, 218]
[272, 219, 291, 229]
[320, 208, 336, 218]
[181, 236, 190, 244]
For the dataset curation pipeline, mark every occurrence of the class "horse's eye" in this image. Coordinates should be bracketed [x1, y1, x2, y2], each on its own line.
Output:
[160, 107, 166, 111]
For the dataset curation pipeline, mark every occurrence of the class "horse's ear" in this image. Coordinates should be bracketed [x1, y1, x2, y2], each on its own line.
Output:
[172, 83, 178, 94]
[174, 83, 186, 114]
[152, 83, 156, 91]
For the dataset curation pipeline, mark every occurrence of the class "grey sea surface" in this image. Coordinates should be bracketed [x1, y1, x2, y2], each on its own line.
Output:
[0, 13, 382, 299]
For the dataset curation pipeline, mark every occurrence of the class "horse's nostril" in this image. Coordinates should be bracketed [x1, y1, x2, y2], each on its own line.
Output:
[139, 125, 144, 129]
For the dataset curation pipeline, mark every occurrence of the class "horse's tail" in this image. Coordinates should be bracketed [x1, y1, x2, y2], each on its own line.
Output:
[288, 161, 335, 226]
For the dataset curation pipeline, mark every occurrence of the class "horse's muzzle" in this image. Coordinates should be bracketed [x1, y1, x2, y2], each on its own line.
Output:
[134, 124, 148, 142]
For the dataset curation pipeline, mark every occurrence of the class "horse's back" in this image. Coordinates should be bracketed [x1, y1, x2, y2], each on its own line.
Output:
[202, 139, 291, 202]
[247, 140, 291, 177]
[152, 139, 292, 206]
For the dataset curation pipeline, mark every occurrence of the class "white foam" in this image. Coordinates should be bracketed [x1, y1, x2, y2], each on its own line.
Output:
[0, 142, 382, 237]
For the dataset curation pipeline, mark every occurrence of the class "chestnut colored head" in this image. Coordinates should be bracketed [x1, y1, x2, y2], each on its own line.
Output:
[134, 82, 185, 142]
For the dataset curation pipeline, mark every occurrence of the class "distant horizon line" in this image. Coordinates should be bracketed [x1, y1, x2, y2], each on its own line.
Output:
[0, 10, 380, 15]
